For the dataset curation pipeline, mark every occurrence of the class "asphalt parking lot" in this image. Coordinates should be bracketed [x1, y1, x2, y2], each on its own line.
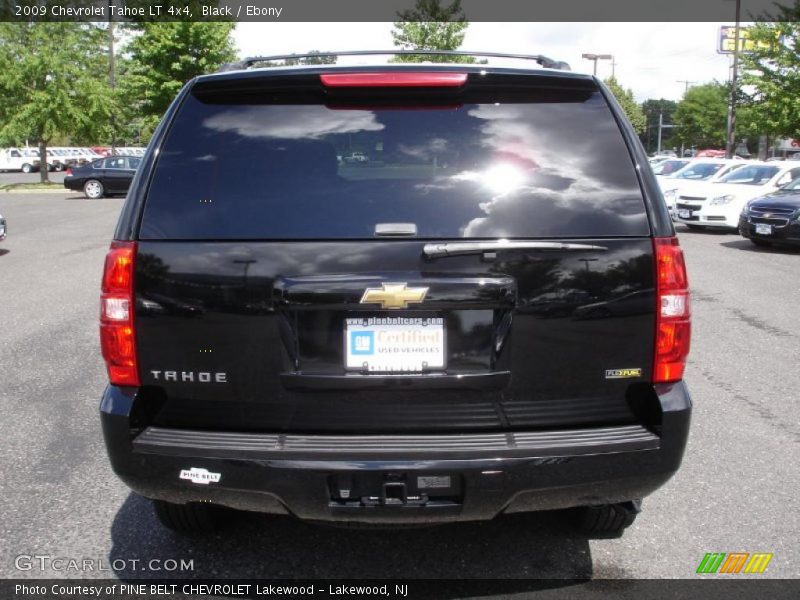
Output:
[0, 191, 798, 584]
[0, 171, 66, 186]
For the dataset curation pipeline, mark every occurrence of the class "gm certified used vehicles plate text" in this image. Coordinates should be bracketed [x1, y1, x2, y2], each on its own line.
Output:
[99, 51, 692, 535]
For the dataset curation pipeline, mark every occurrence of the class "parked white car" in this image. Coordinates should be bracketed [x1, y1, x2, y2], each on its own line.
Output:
[0, 147, 40, 173]
[652, 158, 690, 178]
[113, 147, 146, 157]
[660, 159, 747, 217]
[79, 147, 104, 163]
[51, 147, 103, 167]
[673, 162, 800, 229]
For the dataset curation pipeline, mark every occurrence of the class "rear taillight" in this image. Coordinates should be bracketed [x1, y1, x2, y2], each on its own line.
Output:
[653, 237, 691, 383]
[100, 241, 139, 386]
[320, 72, 468, 87]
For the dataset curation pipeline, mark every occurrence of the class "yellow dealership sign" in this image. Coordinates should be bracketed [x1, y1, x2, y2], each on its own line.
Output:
[718, 25, 770, 54]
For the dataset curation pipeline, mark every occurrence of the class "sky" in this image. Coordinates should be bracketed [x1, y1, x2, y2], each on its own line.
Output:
[234, 22, 737, 102]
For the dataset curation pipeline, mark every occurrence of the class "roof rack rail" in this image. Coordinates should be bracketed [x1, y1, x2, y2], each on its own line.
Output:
[218, 50, 571, 73]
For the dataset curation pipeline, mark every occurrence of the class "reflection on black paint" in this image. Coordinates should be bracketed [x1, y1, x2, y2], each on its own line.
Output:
[134, 238, 655, 432]
[140, 92, 648, 240]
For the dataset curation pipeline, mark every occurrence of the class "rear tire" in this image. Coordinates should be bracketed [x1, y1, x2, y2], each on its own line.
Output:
[83, 179, 104, 199]
[153, 499, 219, 532]
[576, 500, 640, 536]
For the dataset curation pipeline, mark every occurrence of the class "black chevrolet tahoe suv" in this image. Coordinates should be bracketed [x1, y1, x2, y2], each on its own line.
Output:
[100, 51, 691, 535]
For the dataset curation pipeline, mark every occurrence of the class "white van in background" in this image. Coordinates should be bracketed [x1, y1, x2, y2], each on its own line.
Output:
[50, 147, 103, 167]
[0, 147, 40, 173]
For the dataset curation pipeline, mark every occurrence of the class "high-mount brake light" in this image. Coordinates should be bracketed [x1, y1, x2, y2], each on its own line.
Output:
[100, 241, 139, 386]
[320, 72, 468, 88]
[653, 237, 691, 383]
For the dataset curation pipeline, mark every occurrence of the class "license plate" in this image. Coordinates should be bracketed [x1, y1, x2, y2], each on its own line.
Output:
[755, 223, 772, 235]
[345, 317, 445, 372]
[678, 209, 692, 219]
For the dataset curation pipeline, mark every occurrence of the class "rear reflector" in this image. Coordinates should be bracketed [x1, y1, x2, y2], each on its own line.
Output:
[320, 72, 468, 88]
[653, 237, 691, 383]
[100, 241, 139, 386]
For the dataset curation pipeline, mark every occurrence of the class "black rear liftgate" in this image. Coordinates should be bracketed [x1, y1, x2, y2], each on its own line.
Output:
[101, 66, 691, 521]
[132, 238, 657, 433]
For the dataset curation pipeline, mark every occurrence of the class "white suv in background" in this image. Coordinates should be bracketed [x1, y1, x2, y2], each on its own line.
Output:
[673, 162, 800, 230]
[0, 147, 40, 173]
[660, 159, 746, 218]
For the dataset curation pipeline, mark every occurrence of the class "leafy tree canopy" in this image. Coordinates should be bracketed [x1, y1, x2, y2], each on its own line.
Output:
[253, 50, 337, 67]
[120, 22, 235, 139]
[604, 77, 646, 134]
[640, 98, 678, 152]
[391, 0, 472, 63]
[0, 23, 113, 181]
[739, 2, 800, 139]
[642, 98, 678, 123]
[673, 82, 729, 149]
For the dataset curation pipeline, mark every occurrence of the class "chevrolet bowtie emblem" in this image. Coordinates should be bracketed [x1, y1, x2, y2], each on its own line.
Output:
[360, 283, 429, 309]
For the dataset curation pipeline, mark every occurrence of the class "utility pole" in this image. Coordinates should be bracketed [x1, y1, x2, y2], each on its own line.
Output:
[581, 53, 613, 77]
[726, 0, 742, 159]
[611, 56, 617, 78]
[677, 80, 696, 94]
[108, 2, 116, 153]
[656, 112, 677, 155]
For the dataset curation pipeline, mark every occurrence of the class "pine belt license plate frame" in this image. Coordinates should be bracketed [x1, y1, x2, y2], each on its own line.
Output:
[344, 315, 447, 373]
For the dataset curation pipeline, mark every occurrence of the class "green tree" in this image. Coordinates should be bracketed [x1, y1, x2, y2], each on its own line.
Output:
[120, 22, 235, 140]
[290, 50, 337, 65]
[256, 50, 337, 67]
[739, 3, 800, 140]
[0, 23, 113, 182]
[641, 99, 678, 153]
[603, 77, 646, 134]
[673, 82, 729, 149]
[391, 0, 472, 63]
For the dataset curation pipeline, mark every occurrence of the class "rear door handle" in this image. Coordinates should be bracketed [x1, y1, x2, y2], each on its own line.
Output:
[423, 240, 608, 259]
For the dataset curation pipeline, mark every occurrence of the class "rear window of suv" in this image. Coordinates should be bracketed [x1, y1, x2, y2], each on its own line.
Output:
[139, 76, 649, 239]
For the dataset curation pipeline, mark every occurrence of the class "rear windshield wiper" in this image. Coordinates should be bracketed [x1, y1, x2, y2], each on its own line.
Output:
[423, 240, 608, 259]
